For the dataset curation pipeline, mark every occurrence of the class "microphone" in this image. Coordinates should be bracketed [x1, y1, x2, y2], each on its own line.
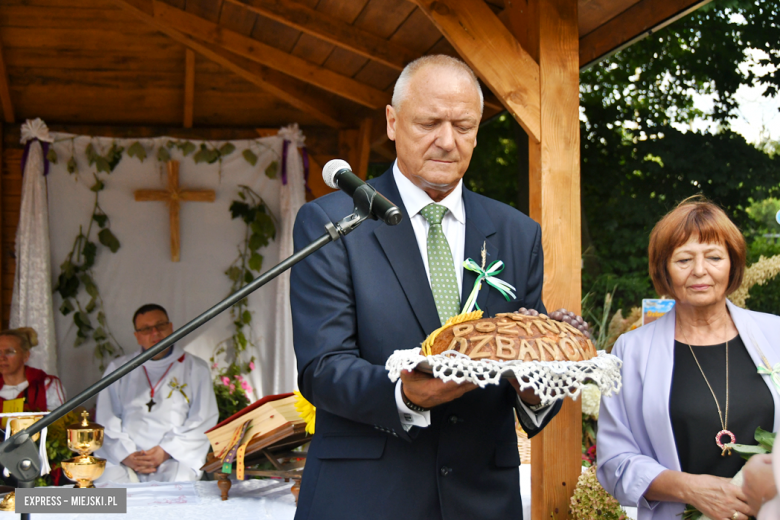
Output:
[323, 160, 403, 226]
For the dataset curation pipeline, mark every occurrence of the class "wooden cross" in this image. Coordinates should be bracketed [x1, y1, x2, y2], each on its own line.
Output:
[134, 160, 215, 262]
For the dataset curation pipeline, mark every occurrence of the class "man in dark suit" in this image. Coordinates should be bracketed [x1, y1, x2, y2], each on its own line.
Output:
[290, 55, 561, 520]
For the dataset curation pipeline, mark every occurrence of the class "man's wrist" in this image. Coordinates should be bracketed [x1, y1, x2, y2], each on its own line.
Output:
[400, 385, 430, 412]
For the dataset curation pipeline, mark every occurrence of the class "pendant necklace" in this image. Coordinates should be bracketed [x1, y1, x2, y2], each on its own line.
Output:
[143, 362, 175, 412]
[683, 329, 734, 456]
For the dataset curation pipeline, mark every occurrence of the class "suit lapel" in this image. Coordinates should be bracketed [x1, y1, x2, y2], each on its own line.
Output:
[372, 172, 441, 335]
[461, 189, 498, 312]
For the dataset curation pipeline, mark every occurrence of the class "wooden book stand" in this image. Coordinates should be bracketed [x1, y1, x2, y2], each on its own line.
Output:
[201, 421, 309, 503]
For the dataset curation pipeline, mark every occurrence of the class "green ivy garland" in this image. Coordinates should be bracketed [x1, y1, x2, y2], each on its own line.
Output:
[52, 142, 124, 370]
[211, 186, 277, 381]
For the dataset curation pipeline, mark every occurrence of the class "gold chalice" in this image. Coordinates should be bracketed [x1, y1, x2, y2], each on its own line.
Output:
[60, 411, 105, 488]
[0, 414, 43, 511]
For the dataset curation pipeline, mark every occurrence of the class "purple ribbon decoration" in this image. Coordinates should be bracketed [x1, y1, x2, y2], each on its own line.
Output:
[21, 140, 51, 176]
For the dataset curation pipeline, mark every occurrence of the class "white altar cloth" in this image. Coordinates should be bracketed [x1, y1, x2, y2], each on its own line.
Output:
[4, 467, 637, 519]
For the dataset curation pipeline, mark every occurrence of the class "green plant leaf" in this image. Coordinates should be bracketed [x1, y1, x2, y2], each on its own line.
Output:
[265, 161, 278, 179]
[157, 146, 171, 162]
[82, 241, 97, 269]
[59, 299, 75, 316]
[248, 253, 263, 272]
[85, 143, 98, 162]
[127, 141, 147, 162]
[56, 272, 79, 300]
[94, 156, 111, 173]
[219, 143, 236, 156]
[755, 427, 775, 451]
[93, 327, 107, 341]
[97, 312, 108, 327]
[244, 271, 253, 284]
[60, 259, 75, 279]
[242, 310, 252, 324]
[242, 149, 258, 166]
[98, 228, 121, 253]
[229, 201, 251, 221]
[106, 143, 124, 170]
[46, 148, 58, 164]
[80, 274, 99, 298]
[74, 311, 93, 331]
[179, 141, 196, 156]
[248, 233, 265, 251]
[74, 335, 86, 348]
[90, 178, 105, 192]
[67, 157, 78, 174]
[93, 214, 108, 228]
[85, 297, 96, 313]
[225, 266, 241, 282]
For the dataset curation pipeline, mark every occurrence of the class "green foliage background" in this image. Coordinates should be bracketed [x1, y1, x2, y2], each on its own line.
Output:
[465, 0, 780, 317]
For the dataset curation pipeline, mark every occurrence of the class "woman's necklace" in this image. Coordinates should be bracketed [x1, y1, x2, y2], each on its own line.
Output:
[682, 328, 734, 456]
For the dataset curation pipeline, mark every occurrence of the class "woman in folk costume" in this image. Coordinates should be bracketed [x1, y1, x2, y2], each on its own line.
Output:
[0, 327, 65, 411]
[597, 197, 780, 520]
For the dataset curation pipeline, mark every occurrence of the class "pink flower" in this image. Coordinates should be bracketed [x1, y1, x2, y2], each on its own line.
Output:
[241, 380, 252, 393]
[249, 361, 255, 371]
[221, 376, 230, 386]
[211, 362, 218, 370]
[229, 383, 236, 392]
[235, 375, 241, 380]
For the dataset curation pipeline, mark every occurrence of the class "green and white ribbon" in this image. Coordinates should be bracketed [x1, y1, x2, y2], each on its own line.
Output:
[758, 363, 780, 393]
[461, 258, 516, 313]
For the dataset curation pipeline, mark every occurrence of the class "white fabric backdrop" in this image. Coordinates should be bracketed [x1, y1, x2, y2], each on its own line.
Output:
[46, 128, 305, 402]
[10, 119, 58, 374]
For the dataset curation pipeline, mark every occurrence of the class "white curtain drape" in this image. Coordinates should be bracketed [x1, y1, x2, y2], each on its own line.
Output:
[10, 118, 58, 375]
[273, 124, 307, 392]
[46, 127, 305, 401]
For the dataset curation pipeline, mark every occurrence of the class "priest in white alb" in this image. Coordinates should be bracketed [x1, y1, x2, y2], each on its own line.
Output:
[95, 304, 218, 483]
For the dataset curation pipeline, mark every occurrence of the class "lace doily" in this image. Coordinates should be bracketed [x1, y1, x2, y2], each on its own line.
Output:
[386, 348, 622, 407]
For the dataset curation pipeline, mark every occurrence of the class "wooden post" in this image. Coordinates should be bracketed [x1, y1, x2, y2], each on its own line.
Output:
[528, 0, 583, 518]
[339, 121, 374, 180]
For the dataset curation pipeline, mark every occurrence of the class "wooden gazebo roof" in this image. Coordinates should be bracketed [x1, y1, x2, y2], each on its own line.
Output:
[0, 0, 707, 164]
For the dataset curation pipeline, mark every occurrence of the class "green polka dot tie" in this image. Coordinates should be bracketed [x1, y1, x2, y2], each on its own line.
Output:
[420, 204, 460, 325]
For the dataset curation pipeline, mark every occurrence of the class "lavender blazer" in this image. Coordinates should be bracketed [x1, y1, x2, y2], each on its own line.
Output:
[597, 300, 780, 520]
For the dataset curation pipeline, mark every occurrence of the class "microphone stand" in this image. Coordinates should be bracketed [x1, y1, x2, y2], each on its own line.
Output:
[0, 184, 390, 519]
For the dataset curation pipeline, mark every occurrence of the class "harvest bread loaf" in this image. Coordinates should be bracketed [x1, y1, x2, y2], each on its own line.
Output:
[422, 311, 597, 362]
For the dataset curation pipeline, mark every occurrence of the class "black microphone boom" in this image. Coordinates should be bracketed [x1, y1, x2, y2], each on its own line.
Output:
[323, 159, 403, 226]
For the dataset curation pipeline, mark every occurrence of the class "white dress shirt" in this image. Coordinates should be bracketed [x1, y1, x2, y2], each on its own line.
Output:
[390, 161, 551, 431]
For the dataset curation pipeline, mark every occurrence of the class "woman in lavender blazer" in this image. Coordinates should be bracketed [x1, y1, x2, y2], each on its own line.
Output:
[597, 198, 780, 520]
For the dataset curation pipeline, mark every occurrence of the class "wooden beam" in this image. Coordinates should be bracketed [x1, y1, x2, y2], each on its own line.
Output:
[0, 37, 14, 124]
[579, 0, 711, 68]
[111, 0, 346, 129]
[0, 124, 4, 328]
[183, 49, 195, 128]
[530, 0, 582, 518]
[222, 0, 418, 72]
[356, 118, 373, 180]
[153, 1, 389, 109]
[411, 0, 541, 143]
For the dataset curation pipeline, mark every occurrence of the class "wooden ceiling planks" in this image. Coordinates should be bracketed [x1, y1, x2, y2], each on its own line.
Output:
[0, 0, 712, 151]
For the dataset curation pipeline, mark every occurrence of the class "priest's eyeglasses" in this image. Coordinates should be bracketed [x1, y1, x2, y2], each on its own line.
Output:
[135, 322, 171, 335]
[0, 348, 19, 358]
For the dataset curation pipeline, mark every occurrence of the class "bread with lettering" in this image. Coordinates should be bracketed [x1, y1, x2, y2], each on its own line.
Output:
[422, 312, 596, 362]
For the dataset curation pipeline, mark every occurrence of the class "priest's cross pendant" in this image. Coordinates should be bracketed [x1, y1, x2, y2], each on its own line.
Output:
[146, 398, 156, 412]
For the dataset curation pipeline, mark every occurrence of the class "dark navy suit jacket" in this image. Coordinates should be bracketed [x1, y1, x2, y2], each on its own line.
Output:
[290, 169, 561, 520]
